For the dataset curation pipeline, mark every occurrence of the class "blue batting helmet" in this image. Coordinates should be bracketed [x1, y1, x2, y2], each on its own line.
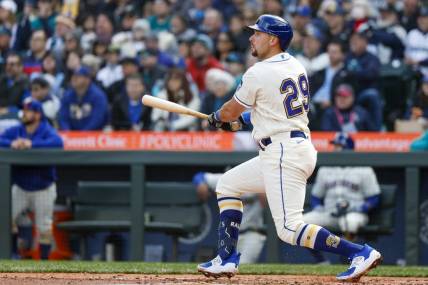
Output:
[247, 14, 293, 51]
[330, 132, 355, 150]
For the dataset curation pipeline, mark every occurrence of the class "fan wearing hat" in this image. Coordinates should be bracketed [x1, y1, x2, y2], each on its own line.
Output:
[59, 66, 109, 130]
[186, 34, 223, 92]
[321, 1, 351, 46]
[46, 14, 75, 60]
[0, 97, 63, 260]
[321, 83, 376, 132]
[303, 131, 381, 264]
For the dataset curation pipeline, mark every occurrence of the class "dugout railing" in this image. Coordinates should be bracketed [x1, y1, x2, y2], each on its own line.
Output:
[0, 150, 425, 264]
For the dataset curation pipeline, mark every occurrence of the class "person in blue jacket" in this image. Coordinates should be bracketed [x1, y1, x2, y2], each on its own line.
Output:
[59, 66, 109, 130]
[0, 98, 63, 260]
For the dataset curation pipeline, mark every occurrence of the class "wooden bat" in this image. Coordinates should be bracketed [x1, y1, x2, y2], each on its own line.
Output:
[142, 95, 208, 119]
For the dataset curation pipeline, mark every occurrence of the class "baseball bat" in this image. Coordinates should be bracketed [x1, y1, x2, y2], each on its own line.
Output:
[142, 95, 209, 119]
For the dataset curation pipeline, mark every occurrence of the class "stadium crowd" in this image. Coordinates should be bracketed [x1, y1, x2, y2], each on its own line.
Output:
[0, 0, 427, 134]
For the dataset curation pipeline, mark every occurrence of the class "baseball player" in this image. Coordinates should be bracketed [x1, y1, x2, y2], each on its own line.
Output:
[197, 14, 382, 282]
[193, 172, 266, 263]
[303, 132, 381, 263]
[0, 98, 63, 259]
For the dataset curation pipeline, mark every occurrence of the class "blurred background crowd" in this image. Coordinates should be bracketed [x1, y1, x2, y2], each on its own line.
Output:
[0, 0, 428, 134]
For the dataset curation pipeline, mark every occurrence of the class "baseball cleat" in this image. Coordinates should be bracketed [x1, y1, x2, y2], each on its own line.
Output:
[197, 251, 241, 278]
[336, 244, 382, 282]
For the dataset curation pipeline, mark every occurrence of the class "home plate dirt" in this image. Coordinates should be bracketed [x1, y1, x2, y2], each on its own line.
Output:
[1, 273, 428, 285]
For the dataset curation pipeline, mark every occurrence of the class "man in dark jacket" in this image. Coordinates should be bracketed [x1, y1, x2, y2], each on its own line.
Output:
[111, 74, 151, 130]
[0, 98, 63, 260]
[59, 67, 109, 130]
[344, 30, 383, 130]
[0, 53, 29, 115]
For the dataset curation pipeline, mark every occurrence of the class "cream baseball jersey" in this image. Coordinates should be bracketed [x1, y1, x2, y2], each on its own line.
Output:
[233, 52, 310, 141]
[311, 167, 381, 211]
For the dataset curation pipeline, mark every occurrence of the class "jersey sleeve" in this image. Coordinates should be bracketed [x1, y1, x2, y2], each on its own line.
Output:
[233, 68, 259, 108]
[361, 168, 381, 197]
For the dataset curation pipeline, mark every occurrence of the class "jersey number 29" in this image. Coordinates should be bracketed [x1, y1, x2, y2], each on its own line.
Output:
[280, 74, 309, 118]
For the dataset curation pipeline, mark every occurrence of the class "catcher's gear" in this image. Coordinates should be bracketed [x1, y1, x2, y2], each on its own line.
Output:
[247, 14, 293, 51]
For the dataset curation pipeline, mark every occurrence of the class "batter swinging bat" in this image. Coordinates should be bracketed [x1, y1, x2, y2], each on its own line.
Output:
[142, 95, 208, 119]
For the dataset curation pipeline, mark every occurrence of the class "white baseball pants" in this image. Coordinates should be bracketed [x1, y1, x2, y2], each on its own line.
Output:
[216, 133, 317, 245]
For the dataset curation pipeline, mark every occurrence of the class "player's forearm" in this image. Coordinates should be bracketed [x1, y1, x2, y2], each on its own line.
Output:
[217, 98, 246, 122]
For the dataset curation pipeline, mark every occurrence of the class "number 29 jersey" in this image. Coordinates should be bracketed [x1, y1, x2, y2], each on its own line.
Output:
[233, 52, 310, 141]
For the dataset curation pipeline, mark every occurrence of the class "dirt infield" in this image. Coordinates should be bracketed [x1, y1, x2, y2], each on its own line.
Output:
[1, 273, 428, 285]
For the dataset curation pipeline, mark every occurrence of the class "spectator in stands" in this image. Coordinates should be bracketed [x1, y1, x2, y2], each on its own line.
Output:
[200, 8, 225, 39]
[310, 40, 348, 130]
[31, 0, 57, 37]
[107, 57, 140, 103]
[0, 53, 29, 114]
[404, 7, 428, 76]
[63, 51, 81, 86]
[319, 1, 351, 47]
[148, 0, 172, 32]
[321, 84, 376, 132]
[186, 34, 223, 94]
[95, 13, 114, 44]
[410, 130, 428, 151]
[80, 14, 97, 54]
[216, 31, 236, 63]
[370, 4, 406, 64]
[23, 30, 48, 76]
[399, 0, 420, 32]
[41, 52, 64, 98]
[0, 98, 63, 260]
[111, 74, 151, 131]
[303, 132, 380, 263]
[143, 33, 178, 69]
[407, 75, 428, 122]
[46, 15, 75, 64]
[59, 67, 109, 131]
[139, 48, 167, 95]
[13, 0, 35, 52]
[224, 52, 245, 86]
[23, 77, 60, 125]
[0, 25, 11, 71]
[186, 0, 212, 28]
[291, 5, 312, 35]
[228, 14, 251, 54]
[170, 14, 196, 44]
[296, 25, 329, 76]
[344, 28, 383, 131]
[200, 68, 234, 130]
[151, 68, 200, 131]
[96, 45, 123, 90]
[192, 171, 266, 264]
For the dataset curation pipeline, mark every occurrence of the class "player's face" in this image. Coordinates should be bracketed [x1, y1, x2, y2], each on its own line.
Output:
[249, 30, 272, 59]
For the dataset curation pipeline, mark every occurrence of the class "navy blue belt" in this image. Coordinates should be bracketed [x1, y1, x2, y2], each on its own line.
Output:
[259, 130, 307, 149]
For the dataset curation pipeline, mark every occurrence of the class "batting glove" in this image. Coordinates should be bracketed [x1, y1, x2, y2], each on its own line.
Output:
[208, 111, 236, 131]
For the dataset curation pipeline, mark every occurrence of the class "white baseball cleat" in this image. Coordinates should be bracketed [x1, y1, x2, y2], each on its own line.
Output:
[197, 251, 241, 278]
[336, 244, 382, 282]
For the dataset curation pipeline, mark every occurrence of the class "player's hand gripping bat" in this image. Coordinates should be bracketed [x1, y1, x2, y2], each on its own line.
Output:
[142, 95, 242, 131]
